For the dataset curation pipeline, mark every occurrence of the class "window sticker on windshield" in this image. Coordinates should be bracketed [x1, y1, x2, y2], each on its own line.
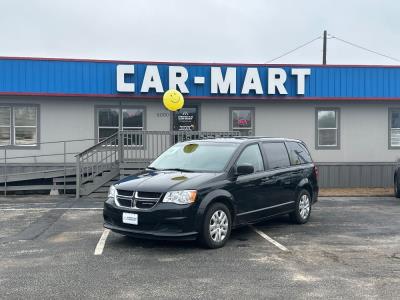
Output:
[183, 144, 199, 153]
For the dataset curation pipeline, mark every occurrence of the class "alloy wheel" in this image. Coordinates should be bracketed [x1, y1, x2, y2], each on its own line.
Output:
[299, 194, 310, 220]
[209, 210, 229, 243]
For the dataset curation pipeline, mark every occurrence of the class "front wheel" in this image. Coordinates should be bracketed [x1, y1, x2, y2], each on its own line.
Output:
[199, 203, 232, 249]
[290, 190, 312, 224]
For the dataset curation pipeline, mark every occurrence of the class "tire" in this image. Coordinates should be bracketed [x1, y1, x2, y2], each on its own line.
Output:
[199, 202, 232, 249]
[395, 175, 400, 198]
[290, 190, 312, 224]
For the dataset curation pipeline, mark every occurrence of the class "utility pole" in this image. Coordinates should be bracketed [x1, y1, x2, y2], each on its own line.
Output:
[322, 30, 327, 65]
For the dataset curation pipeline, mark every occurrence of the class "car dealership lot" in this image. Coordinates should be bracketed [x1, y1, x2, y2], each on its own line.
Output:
[1, 196, 399, 299]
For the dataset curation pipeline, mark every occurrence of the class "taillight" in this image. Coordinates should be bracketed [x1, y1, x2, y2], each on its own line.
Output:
[313, 166, 319, 179]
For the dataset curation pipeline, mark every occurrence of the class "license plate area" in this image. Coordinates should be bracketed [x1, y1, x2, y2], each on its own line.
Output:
[122, 212, 138, 225]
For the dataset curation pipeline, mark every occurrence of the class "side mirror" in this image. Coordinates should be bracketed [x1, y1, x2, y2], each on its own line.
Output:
[236, 164, 254, 176]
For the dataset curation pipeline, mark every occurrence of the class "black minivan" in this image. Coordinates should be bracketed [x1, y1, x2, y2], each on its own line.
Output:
[104, 137, 319, 248]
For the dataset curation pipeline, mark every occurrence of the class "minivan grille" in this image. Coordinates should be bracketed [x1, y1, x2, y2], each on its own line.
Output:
[117, 189, 134, 197]
[115, 190, 161, 209]
[137, 191, 162, 199]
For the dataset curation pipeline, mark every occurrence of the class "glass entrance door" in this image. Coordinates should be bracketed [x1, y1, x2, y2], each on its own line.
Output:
[172, 106, 199, 132]
[172, 106, 199, 143]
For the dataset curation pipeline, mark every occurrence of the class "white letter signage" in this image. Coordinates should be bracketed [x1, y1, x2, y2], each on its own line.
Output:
[116, 65, 135, 92]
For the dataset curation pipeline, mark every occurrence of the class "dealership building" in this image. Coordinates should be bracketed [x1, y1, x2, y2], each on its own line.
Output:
[0, 56, 399, 192]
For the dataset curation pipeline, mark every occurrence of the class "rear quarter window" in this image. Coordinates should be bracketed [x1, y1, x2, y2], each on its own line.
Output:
[262, 142, 291, 169]
[286, 141, 313, 165]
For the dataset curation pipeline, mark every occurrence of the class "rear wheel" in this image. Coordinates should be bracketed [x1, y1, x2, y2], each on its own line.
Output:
[395, 175, 400, 198]
[290, 190, 312, 224]
[199, 202, 232, 249]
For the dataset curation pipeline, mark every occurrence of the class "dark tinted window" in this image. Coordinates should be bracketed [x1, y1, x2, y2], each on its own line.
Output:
[236, 144, 264, 172]
[286, 142, 312, 165]
[262, 142, 290, 169]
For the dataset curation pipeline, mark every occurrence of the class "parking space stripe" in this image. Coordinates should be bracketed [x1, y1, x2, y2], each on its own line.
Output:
[94, 229, 110, 255]
[250, 225, 289, 252]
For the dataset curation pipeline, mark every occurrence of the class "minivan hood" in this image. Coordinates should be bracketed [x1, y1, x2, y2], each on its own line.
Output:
[114, 170, 222, 193]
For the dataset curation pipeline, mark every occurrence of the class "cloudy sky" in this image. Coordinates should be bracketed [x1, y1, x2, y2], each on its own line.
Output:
[0, 0, 398, 64]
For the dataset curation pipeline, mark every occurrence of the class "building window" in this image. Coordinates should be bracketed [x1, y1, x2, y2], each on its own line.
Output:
[316, 108, 339, 148]
[231, 108, 254, 136]
[98, 108, 119, 141]
[14, 107, 38, 145]
[96, 107, 144, 145]
[0, 105, 38, 147]
[390, 109, 400, 148]
[0, 107, 11, 145]
[122, 108, 144, 146]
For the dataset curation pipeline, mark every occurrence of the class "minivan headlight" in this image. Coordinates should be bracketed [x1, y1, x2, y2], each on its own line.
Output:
[108, 185, 117, 200]
[163, 190, 197, 205]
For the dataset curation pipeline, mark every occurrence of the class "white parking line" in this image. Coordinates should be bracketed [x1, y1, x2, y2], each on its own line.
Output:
[94, 229, 110, 255]
[250, 225, 289, 252]
[0, 208, 103, 211]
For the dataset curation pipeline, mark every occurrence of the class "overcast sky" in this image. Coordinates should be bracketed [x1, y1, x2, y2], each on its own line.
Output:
[0, 0, 399, 65]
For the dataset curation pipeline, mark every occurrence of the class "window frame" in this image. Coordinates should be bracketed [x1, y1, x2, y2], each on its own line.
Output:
[261, 141, 291, 170]
[97, 107, 120, 142]
[388, 108, 400, 149]
[0, 106, 11, 146]
[285, 141, 313, 166]
[0, 104, 40, 149]
[229, 107, 255, 136]
[315, 107, 340, 150]
[94, 105, 146, 146]
[13, 106, 39, 146]
[234, 142, 265, 174]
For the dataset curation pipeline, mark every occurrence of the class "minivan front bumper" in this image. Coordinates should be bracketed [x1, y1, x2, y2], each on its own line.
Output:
[103, 198, 199, 241]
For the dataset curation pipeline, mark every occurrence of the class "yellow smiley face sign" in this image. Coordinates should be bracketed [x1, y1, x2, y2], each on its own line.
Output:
[163, 89, 184, 111]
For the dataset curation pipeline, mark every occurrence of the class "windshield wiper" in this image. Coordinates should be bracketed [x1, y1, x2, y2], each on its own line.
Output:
[161, 168, 195, 173]
[146, 166, 158, 170]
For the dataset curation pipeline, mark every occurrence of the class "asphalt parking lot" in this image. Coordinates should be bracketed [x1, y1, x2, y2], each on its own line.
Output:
[0, 196, 399, 299]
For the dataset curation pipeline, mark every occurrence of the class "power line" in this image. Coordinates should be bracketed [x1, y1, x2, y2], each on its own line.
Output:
[330, 35, 400, 63]
[266, 36, 321, 63]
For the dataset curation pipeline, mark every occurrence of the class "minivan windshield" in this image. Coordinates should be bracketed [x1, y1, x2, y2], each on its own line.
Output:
[149, 142, 239, 172]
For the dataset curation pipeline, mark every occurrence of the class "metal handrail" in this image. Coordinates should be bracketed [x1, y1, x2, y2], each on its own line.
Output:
[1, 151, 80, 161]
[76, 132, 119, 157]
[75, 132, 120, 198]
[0, 137, 97, 147]
[1, 137, 97, 196]
[0, 166, 75, 178]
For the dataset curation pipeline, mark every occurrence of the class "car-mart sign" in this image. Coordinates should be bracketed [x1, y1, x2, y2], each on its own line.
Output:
[2, 57, 400, 99]
[116, 64, 311, 95]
